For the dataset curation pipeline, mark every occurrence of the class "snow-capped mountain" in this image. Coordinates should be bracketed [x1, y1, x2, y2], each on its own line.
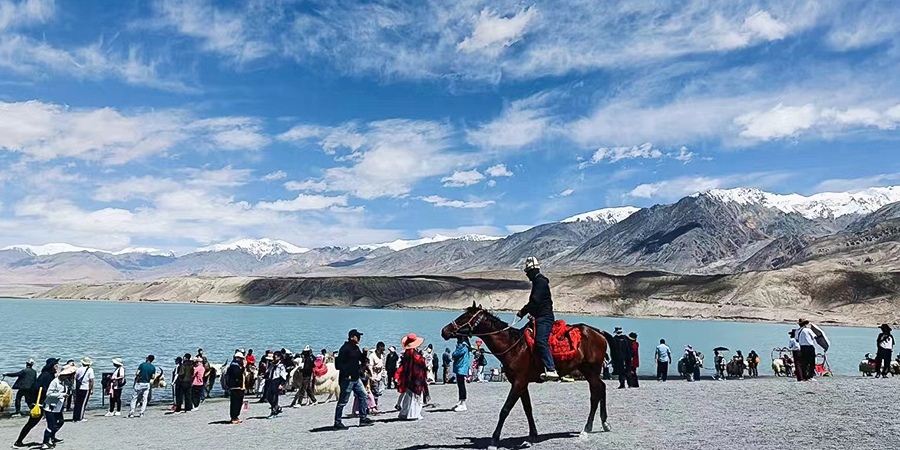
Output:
[197, 238, 310, 259]
[2, 243, 104, 256]
[112, 247, 176, 257]
[700, 186, 900, 219]
[561, 206, 641, 224]
[351, 234, 503, 252]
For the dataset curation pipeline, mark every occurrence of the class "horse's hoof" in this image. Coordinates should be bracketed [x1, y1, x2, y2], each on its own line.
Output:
[602, 422, 611, 432]
[579, 431, 590, 441]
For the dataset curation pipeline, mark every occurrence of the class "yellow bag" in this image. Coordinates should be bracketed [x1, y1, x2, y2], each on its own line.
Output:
[29, 387, 42, 418]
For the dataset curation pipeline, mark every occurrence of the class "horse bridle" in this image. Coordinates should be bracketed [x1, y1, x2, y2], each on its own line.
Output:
[448, 309, 527, 356]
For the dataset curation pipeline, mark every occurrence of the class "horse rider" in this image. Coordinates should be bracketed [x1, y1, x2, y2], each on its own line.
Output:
[516, 256, 560, 381]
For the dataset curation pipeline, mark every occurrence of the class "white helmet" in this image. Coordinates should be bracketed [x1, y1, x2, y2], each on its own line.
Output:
[524, 256, 540, 272]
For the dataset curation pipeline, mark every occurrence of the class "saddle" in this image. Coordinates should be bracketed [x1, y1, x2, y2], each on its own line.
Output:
[524, 320, 582, 361]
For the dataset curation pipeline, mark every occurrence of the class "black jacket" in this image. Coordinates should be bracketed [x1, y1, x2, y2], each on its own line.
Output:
[3, 367, 36, 390]
[336, 341, 365, 381]
[520, 272, 553, 318]
[300, 352, 316, 376]
[613, 335, 633, 363]
[386, 352, 399, 372]
[33, 366, 55, 403]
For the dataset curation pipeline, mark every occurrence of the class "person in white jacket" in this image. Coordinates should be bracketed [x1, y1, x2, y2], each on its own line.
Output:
[42, 365, 76, 449]
[797, 319, 818, 381]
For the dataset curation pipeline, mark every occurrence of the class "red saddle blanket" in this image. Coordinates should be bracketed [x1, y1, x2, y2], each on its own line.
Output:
[524, 320, 582, 361]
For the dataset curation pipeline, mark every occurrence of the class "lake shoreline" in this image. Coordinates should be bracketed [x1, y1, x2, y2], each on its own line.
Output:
[6, 295, 869, 329]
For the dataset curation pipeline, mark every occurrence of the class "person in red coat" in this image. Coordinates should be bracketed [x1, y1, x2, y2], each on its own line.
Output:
[628, 332, 640, 388]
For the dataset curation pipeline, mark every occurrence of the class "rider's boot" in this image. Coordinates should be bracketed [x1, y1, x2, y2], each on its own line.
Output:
[540, 370, 560, 381]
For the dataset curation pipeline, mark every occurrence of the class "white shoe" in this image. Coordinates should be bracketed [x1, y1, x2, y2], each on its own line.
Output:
[540, 370, 560, 381]
[114, 411, 121, 416]
[105, 412, 114, 417]
[454, 402, 467, 412]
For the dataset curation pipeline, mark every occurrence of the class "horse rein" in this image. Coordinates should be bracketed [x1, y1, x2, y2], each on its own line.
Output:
[449, 310, 527, 356]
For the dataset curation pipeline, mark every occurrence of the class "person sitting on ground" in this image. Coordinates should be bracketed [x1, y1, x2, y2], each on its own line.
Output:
[396, 333, 429, 420]
[516, 256, 560, 381]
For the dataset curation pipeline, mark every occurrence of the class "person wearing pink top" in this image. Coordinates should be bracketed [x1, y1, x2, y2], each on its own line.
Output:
[191, 357, 205, 409]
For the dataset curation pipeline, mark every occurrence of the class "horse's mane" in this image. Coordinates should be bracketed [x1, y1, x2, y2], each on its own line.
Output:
[468, 307, 524, 337]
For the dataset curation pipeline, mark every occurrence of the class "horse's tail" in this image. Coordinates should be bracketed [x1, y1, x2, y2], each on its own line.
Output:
[586, 325, 620, 365]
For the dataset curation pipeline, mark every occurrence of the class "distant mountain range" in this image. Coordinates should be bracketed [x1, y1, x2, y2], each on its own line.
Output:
[3, 186, 900, 284]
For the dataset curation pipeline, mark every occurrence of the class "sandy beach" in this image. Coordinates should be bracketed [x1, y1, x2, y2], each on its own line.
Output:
[2, 376, 898, 450]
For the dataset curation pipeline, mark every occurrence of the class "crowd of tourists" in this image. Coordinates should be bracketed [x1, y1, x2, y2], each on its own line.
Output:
[2, 326, 497, 447]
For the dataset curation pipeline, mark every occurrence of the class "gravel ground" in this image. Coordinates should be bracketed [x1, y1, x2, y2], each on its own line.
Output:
[2, 377, 899, 450]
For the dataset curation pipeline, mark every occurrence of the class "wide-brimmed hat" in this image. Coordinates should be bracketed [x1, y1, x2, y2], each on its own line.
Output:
[112, 358, 123, 366]
[59, 365, 77, 376]
[628, 332, 638, 339]
[81, 357, 93, 366]
[45, 358, 60, 367]
[401, 333, 425, 350]
[234, 351, 245, 359]
[614, 327, 623, 334]
[880, 324, 892, 332]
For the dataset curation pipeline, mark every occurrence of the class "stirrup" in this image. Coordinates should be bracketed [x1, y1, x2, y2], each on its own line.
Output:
[541, 370, 560, 381]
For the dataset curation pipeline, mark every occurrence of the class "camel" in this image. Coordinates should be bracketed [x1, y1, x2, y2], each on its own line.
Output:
[0, 378, 11, 412]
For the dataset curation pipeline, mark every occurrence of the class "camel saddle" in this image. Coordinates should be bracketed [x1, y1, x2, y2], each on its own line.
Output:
[524, 320, 582, 361]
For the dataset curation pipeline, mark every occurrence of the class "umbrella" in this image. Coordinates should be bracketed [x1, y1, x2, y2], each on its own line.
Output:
[713, 347, 730, 352]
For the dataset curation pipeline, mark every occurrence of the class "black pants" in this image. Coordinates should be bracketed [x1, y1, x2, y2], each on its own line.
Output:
[109, 389, 122, 412]
[17, 411, 43, 444]
[266, 380, 281, 414]
[456, 375, 467, 401]
[293, 374, 316, 405]
[43, 411, 63, 444]
[876, 348, 893, 376]
[627, 368, 639, 387]
[800, 345, 816, 380]
[192, 385, 203, 408]
[386, 370, 396, 389]
[657, 362, 669, 381]
[230, 390, 244, 421]
[73, 389, 89, 421]
[175, 385, 192, 411]
[615, 361, 628, 387]
[14, 389, 30, 413]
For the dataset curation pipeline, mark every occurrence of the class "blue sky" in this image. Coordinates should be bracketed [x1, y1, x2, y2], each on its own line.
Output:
[1, 0, 900, 252]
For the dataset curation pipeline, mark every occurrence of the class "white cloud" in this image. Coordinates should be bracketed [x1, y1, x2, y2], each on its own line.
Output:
[468, 92, 555, 150]
[182, 166, 253, 188]
[627, 172, 791, 201]
[151, 0, 271, 64]
[278, 123, 366, 154]
[486, 179, 497, 187]
[485, 164, 513, 177]
[0, 101, 270, 164]
[558, 188, 574, 197]
[814, 174, 900, 192]
[284, 179, 329, 191]
[442, 169, 484, 187]
[671, 147, 695, 163]
[734, 102, 900, 142]
[0, 0, 53, 31]
[0, 34, 196, 92]
[262, 170, 287, 182]
[585, 143, 663, 165]
[286, 119, 478, 199]
[420, 195, 495, 209]
[94, 175, 181, 202]
[743, 11, 789, 41]
[256, 194, 348, 212]
[457, 6, 537, 55]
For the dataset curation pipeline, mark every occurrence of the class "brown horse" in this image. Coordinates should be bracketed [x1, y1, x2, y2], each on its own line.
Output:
[441, 302, 620, 449]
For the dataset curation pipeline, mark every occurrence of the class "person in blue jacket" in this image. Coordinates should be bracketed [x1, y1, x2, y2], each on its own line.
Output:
[451, 336, 472, 412]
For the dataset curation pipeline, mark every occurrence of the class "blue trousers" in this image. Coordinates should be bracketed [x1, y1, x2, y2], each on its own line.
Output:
[334, 378, 368, 425]
[534, 315, 556, 371]
[43, 411, 63, 444]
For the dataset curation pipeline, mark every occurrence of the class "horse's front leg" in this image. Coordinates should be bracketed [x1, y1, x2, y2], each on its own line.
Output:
[490, 383, 525, 449]
[520, 388, 538, 444]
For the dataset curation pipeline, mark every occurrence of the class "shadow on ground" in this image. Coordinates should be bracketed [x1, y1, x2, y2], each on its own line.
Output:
[393, 432, 579, 450]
